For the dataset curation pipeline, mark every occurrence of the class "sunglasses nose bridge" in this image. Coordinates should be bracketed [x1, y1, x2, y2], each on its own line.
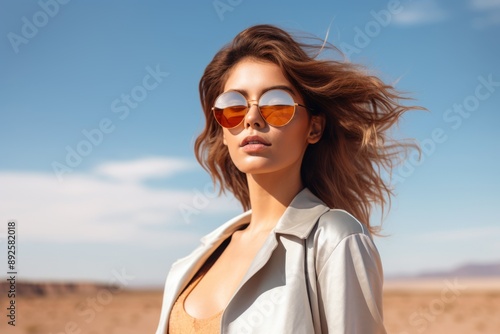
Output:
[244, 100, 266, 127]
[248, 99, 258, 107]
[246, 99, 260, 112]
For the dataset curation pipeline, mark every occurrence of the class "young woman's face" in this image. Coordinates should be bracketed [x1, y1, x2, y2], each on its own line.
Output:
[221, 58, 322, 177]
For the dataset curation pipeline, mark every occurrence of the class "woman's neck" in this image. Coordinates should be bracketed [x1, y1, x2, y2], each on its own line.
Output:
[244, 170, 303, 235]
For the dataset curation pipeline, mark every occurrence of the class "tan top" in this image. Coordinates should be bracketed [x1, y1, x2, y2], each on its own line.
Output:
[168, 273, 222, 334]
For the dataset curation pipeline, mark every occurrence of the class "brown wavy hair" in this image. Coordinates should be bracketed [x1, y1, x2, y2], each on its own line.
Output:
[194, 24, 420, 234]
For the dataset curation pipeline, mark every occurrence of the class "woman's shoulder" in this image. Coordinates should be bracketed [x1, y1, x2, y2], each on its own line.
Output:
[317, 209, 368, 236]
[310, 209, 373, 254]
[308, 209, 382, 279]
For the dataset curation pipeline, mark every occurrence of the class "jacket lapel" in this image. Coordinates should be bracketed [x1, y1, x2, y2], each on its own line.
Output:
[156, 210, 252, 332]
[225, 188, 330, 306]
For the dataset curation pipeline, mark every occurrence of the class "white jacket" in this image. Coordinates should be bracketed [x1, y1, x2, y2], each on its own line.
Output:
[156, 188, 386, 333]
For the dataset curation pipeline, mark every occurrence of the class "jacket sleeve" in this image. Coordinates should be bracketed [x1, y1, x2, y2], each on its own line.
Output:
[315, 213, 386, 333]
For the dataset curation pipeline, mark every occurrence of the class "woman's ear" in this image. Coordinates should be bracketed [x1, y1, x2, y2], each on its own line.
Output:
[308, 115, 325, 144]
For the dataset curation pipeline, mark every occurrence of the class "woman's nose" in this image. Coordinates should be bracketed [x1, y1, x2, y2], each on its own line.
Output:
[244, 102, 265, 129]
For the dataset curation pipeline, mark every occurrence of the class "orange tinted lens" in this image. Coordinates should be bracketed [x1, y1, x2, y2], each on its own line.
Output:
[213, 106, 247, 128]
[259, 89, 296, 126]
[259, 105, 295, 126]
[213, 91, 248, 128]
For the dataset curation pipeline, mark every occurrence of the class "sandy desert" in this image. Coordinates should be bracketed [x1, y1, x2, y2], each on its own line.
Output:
[1, 278, 499, 334]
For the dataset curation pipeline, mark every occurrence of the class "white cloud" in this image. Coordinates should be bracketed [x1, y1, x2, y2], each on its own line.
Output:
[417, 225, 500, 242]
[470, 0, 500, 29]
[471, 11, 500, 29]
[94, 156, 196, 182]
[393, 0, 449, 25]
[0, 157, 240, 245]
[470, 0, 500, 10]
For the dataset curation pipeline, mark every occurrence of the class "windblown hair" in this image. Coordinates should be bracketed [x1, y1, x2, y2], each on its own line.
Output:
[195, 24, 420, 234]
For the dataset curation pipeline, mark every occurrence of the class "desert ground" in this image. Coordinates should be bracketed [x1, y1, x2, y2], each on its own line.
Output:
[383, 278, 500, 334]
[1, 279, 499, 334]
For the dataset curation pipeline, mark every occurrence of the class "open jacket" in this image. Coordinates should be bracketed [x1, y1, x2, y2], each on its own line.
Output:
[156, 188, 386, 333]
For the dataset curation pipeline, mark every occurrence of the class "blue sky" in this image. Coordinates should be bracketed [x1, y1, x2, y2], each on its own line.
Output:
[0, 0, 499, 287]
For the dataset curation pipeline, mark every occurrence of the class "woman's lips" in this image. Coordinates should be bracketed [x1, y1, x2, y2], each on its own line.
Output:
[240, 136, 271, 147]
[240, 136, 271, 153]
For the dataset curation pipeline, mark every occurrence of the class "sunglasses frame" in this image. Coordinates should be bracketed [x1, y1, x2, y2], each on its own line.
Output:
[211, 88, 308, 129]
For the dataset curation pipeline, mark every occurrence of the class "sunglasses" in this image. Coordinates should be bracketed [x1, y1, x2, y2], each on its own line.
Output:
[212, 89, 308, 128]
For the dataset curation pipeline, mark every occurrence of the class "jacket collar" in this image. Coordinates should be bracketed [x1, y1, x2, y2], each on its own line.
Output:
[274, 187, 330, 238]
[200, 187, 329, 246]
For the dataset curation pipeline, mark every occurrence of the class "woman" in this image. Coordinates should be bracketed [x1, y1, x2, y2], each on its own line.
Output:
[156, 24, 417, 333]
